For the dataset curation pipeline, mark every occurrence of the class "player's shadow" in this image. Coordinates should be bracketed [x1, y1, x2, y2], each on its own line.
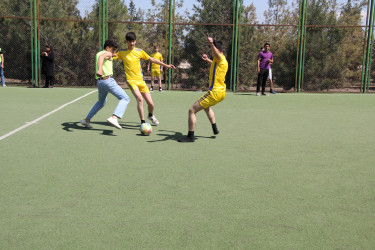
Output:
[61, 121, 117, 136]
[147, 129, 216, 142]
[120, 122, 140, 130]
[234, 92, 255, 96]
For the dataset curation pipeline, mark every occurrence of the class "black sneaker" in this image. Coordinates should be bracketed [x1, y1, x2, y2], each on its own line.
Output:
[178, 136, 195, 142]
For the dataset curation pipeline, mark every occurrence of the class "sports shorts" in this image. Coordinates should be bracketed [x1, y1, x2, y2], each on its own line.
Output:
[127, 79, 150, 93]
[151, 69, 161, 77]
[198, 90, 226, 109]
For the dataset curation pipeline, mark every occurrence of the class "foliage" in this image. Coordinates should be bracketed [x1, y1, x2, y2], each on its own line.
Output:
[0, 0, 369, 91]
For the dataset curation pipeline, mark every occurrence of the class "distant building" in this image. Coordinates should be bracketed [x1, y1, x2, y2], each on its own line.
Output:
[178, 60, 191, 69]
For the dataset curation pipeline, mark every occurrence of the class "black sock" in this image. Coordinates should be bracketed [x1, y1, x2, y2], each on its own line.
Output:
[187, 131, 194, 138]
[141, 120, 146, 124]
[212, 123, 219, 135]
[148, 113, 153, 117]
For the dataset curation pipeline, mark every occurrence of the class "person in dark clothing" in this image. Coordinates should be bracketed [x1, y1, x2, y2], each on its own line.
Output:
[41, 45, 54, 88]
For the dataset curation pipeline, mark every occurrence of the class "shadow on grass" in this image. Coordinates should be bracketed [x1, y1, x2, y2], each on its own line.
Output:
[234, 92, 254, 96]
[146, 129, 217, 143]
[61, 121, 116, 136]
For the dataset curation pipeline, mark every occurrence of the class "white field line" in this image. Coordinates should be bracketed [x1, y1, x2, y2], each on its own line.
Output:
[0, 90, 97, 142]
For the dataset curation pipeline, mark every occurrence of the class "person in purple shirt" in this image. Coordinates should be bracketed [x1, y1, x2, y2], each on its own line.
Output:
[256, 43, 273, 96]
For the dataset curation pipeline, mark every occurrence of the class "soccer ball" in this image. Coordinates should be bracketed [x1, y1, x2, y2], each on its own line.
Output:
[140, 123, 152, 135]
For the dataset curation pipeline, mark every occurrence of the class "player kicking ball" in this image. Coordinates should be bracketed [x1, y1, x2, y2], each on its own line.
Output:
[80, 39, 130, 130]
[178, 36, 228, 142]
[115, 32, 175, 125]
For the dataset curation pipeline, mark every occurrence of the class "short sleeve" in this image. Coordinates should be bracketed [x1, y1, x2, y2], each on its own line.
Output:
[142, 50, 150, 60]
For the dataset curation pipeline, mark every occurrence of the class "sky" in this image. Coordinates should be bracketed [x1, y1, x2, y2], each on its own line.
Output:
[76, 0, 366, 24]
[76, 0, 273, 21]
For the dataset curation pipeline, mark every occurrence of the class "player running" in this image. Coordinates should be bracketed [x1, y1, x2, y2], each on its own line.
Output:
[178, 36, 228, 142]
[115, 32, 175, 125]
[80, 39, 130, 130]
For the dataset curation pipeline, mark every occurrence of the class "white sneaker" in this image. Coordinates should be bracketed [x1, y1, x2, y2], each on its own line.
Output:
[256, 92, 260, 96]
[80, 119, 92, 128]
[147, 115, 159, 125]
[2, 84, 6, 87]
[261, 93, 269, 96]
[107, 117, 122, 129]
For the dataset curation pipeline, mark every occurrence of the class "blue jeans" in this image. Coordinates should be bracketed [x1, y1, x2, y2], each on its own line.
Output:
[0, 67, 5, 85]
[86, 77, 130, 120]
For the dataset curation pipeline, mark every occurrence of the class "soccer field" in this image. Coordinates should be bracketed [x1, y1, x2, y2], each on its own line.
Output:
[0, 87, 374, 249]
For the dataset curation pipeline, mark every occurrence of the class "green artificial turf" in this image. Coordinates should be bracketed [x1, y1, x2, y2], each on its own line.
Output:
[0, 87, 374, 249]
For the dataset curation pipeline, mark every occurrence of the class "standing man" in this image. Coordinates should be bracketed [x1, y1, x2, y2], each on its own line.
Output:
[147, 45, 164, 92]
[41, 45, 55, 88]
[115, 32, 175, 125]
[178, 36, 228, 143]
[256, 43, 273, 96]
[0, 47, 6, 87]
[80, 39, 130, 130]
[260, 46, 276, 94]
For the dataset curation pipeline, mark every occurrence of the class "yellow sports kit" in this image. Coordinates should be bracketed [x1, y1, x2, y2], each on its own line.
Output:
[115, 48, 150, 93]
[199, 54, 228, 109]
[150, 52, 163, 77]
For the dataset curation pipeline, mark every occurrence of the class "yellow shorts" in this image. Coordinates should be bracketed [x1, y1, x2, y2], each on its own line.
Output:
[151, 69, 161, 77]
[198, 91, 226, 109]
[127, 79, 150, 93]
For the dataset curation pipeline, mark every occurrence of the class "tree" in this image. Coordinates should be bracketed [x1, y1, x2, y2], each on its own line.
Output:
[181, 0, 236, 89]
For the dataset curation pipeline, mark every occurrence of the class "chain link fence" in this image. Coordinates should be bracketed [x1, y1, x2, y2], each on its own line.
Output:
[0, 0, 373, 92]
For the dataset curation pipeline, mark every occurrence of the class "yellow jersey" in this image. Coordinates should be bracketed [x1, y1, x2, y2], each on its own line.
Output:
[209, 54, 228, 92]
[115, 48, 150, 81]
[150, 52, 163, 70]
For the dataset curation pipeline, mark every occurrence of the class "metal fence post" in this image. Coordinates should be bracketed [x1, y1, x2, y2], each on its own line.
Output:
[363, 0, 375, 93]
[30, 0, 40, 87]
[230, 0, 240, 91]
[167, 0, 173, 90]
[295, 0, 306, 92]
[99, 0, 108, 51]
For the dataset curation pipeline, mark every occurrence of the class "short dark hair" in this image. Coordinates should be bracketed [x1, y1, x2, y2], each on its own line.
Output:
[213, 40, 224, 52]
[264, 43, 270, 47]
[45, 45, 53, 51]
[103, 40, 118, 49]
[126, 32, 137, 41]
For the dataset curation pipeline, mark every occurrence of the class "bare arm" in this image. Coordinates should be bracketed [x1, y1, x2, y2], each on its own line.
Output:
[208, 37, 221, 61]
[257, 58, 260, 73]
[202, 54, 212, 63]
[148, 57, 176, 69]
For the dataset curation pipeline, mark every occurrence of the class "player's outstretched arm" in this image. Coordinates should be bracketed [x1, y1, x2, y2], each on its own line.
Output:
[149, 57, 176, 69]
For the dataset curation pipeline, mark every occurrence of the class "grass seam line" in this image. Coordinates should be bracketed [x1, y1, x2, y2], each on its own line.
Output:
[0, 90, 97, 142]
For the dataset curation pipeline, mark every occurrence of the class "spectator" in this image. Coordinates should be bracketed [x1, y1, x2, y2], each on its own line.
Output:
[0, 47, 5, 87]
[256, 43, 273, 96]
[41, 45, 54, 88]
